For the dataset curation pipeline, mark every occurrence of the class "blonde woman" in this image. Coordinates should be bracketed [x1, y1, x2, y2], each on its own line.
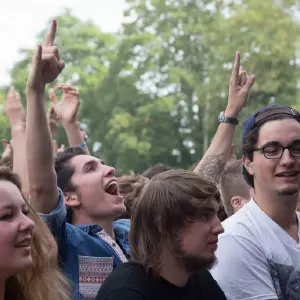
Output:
[0, 166, 70, 300]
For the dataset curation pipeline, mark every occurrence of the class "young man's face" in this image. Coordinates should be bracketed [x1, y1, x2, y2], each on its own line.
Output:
[247, 119, 300, 196]
[173, 197, 224, 272]
[67, 155, 126, 221]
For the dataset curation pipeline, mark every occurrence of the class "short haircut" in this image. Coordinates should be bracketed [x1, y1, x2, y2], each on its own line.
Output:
[142, 163, 172, 179]
[243, 113, 298, 187]
[130, 169, 220, 274]
[220, 160, 251, 216]
[54, 147, 85, 192]
[117, 172, 149, 219]
[54, 147, 85, 223]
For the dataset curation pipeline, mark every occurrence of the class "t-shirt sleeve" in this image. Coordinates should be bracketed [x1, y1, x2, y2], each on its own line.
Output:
[211, 234, 278, 300]
[97, 288, 146, 300]
[39, 188, 68, 262]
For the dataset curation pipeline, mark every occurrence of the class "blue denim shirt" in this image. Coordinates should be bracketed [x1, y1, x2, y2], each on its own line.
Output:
[40, 189, 131, 300]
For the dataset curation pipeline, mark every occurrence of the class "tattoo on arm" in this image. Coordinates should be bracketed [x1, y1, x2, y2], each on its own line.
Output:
[196, 154, 227, 184]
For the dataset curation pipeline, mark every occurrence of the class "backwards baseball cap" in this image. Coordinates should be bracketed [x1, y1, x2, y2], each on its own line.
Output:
[242, 104, 300, 187]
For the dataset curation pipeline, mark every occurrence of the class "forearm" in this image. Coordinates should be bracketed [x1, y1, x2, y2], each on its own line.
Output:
[26, 88, 58, 212]
[194, 124, 235, 184]
[63, 121, 90, 155]
[11, 126, 29, 197]
[194, 108, 238, 184]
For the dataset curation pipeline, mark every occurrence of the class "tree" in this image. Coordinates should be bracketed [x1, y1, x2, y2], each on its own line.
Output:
[122, 0, 300, 162]
[7, 2, 300, 173]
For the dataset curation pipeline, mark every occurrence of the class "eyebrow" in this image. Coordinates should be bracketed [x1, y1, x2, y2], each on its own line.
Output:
[260, 139, 300, 148]
[0, 203, 28, 211]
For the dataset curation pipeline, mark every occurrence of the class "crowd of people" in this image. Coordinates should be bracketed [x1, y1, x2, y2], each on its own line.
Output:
[0, 19, 299, 300]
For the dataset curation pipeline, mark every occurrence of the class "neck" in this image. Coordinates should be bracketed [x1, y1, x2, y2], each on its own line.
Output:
[159, 250, 189, 287]
[254, 187, 298, 229]
[73, 214, 115, 239]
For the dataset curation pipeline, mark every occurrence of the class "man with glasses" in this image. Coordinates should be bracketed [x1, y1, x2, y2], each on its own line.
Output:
[211, 104, 300, 300]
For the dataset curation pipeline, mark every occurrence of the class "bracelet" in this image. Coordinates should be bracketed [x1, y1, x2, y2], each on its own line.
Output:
[79, 143, 87, 148]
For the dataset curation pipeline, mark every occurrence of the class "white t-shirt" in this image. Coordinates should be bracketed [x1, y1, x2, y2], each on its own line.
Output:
[211, 200, 300, 300]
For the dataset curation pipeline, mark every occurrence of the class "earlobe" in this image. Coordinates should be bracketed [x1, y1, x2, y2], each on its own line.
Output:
[63, 192, 80, 208]
[231, 196, 243, 210]
[242, 155, 254, 176]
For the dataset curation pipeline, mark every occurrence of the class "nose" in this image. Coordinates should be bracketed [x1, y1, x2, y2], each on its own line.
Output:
[280, 148, 295, 167]
[19, 213, 35, 233]
[212, 216, 224, 235]
[104, 165, 115, 178]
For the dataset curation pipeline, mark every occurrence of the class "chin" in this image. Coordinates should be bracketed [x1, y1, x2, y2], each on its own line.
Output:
[277, 187, 299, 196]
[113, 204, 127, 218]
[12, 257, 34, 274]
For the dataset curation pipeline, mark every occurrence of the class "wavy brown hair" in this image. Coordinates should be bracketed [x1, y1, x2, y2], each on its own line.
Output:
[0, 167, 70, 300]
[129, 169, 220, 274]
[117, 172, 149, 218]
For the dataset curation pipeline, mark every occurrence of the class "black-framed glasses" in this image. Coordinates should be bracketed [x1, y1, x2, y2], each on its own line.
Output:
[253, 142, 300, 159]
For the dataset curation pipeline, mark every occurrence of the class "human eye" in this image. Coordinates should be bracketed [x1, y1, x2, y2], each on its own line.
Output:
[0, 211, 13, 221]
[290, 143, 300, 156]
[85, 165, 95, 173]
[22, 206, 30, 216]
[263, 145, 281, 156]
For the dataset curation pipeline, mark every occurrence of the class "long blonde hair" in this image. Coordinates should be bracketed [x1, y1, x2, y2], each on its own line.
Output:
[0, 167, 70, 300]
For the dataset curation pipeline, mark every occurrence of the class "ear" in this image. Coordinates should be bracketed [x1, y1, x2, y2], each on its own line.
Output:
[63, 192, 80, 208]
[231, 196, 243, 211]
[242, 155, 254, 176]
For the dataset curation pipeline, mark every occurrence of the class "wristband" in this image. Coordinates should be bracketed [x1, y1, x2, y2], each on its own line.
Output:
[79, 143, 87, 148]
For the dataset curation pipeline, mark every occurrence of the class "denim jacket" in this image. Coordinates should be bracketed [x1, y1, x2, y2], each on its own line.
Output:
[40, 189, 131, 300]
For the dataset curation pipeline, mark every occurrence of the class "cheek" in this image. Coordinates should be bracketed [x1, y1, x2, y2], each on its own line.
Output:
[0, 228, 16, 254]
[181, 226, 209, 252]
[253, 157, 276, 178]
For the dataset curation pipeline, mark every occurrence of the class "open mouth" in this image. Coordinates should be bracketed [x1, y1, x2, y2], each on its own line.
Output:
[104, 180, 119, 196]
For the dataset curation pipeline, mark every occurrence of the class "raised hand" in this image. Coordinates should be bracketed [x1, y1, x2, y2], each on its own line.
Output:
[50, 84, 80, 124]
[27, 20, 65, 92]
[48, 105, 59, 137]
[5, 87, 25, 128]
[226, 52, 255, 117]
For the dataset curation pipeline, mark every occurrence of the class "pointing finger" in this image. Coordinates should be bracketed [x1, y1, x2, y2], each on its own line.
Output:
[230, 51, 240, 86]
[44, 20, 57, 47]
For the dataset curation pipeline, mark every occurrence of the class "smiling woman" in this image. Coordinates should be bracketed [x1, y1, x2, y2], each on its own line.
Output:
[0, 166, 70, 300]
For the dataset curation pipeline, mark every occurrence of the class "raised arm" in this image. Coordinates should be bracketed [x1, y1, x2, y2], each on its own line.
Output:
[4, 87, 29, 197]
[49, 84, 90, 155]
[26, 20, 65, 213]
[194, 52, 255, 184]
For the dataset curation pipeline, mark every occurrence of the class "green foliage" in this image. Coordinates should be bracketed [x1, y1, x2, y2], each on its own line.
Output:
[6, 2, 300, 172]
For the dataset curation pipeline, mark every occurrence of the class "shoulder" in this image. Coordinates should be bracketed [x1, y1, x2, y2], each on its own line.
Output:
[220, 200, 260, 240]
[96, 262, 149, 299]
[192, 270, 226, 298]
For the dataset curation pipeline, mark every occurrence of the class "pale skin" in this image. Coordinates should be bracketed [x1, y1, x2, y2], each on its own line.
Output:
[243, 119, 300, 242]
[49, 84, 90, 155]
[5, 87, 29, 197]
[194, 52, 255, 184]
[26, 20, 65, 213]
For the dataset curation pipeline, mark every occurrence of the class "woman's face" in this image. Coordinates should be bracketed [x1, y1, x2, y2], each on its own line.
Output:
[0, 180, 35, 278]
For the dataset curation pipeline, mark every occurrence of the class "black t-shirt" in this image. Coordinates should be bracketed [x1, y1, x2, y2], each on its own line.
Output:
[96, 262, 227, 300]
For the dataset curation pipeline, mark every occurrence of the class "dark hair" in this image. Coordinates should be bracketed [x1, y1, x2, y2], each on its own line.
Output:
[54, 147, 85, 223]
[54, 147, 85, 191]
[142, 163, 172, 179]
[130, 169, 220, 273]
[243, 113, 299, 187]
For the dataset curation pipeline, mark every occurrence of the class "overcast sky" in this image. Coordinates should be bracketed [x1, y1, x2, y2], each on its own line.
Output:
[0, 0, 126, 85]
